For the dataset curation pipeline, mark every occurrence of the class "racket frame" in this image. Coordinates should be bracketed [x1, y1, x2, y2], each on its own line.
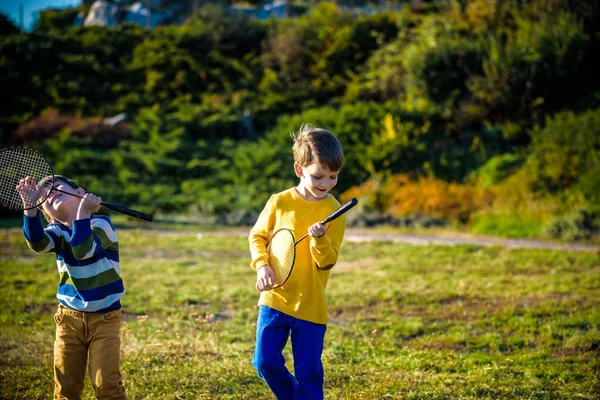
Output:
[0, 147, 54, 210]
[0, 146, 154, 222]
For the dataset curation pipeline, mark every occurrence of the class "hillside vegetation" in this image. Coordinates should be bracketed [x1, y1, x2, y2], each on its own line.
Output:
[1, 0, 599, 240]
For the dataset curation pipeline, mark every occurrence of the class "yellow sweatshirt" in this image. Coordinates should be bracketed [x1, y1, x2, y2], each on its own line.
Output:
[249, 187, 346, 325]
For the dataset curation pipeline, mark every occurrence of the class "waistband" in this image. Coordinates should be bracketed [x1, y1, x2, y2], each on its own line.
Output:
[57, 304, 121, 319]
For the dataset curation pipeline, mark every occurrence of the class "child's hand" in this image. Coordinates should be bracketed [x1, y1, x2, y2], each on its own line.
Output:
[256, 265, 275, 292]
[308, 222, 326, 238]
[16, 177, 41, 209]
[77, 193, 102, 219]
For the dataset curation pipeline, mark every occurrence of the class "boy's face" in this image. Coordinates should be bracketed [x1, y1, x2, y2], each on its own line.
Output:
[40, 181, 83, 223]
[295, 162, 339, 201]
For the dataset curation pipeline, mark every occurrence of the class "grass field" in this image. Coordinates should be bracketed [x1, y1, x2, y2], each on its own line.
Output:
[0, 227, 599, 399]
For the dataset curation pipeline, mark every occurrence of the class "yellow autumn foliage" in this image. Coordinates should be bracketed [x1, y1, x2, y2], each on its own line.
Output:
[341, 173, 494, 223]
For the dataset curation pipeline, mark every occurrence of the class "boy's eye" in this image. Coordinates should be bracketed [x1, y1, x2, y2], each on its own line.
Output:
[311, 175, 337, 180]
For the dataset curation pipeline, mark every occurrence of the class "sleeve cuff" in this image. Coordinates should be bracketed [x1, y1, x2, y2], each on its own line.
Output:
[71, 218, 92, 247]
[251, 255, 269, 271]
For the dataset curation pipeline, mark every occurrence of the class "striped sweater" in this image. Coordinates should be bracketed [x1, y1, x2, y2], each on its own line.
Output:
[23, 213, 125, 312]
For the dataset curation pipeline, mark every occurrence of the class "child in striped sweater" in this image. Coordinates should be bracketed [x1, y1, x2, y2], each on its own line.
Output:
[17, 175, 128, 400]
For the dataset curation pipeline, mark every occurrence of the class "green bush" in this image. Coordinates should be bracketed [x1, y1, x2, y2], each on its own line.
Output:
[343, 37, 408, 103]
[527, 107, 600, 204]
[544, 209, 598, 241]
[402, 15, 487, 106]
[469, 9, 590, 123]
[34, 7, 80, 33]
[475, 153, 525, 188]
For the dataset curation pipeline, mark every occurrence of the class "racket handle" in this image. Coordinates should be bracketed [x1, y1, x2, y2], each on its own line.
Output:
[294, 198, 359, 245]
[53, 188, 153, 222]
[102, 202, 154, 222]
[322, 198, 358, 224]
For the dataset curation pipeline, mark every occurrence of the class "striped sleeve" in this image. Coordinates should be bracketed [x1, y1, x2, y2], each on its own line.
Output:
[23, 213, 55, 254]
[71, 216, 118, 260]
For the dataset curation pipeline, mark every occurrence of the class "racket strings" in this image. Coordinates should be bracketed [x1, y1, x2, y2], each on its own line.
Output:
[0, 148, 53, 210]
[266, 229, 297, 286]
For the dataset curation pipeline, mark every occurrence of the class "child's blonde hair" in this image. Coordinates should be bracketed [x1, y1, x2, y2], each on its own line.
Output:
[291, 124, 344, 172]
[36, 175, 80, 223]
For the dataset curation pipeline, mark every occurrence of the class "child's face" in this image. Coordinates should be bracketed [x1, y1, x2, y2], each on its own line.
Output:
[295, 162, 339, 201]
[40, 181, 83, 223]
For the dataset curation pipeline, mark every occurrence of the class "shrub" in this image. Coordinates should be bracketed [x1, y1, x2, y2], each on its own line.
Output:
[469, 9, 589, 123]
[527, 107, 600, 204]
[403, 15, 487, 106]
[384, 174, 493, 223]
[34, 7, 80, 33]
[544, 209, 598, 241]
[342, 173, 493, 224]
[474, 153, 525, 188]
[343, 39, 408, 103]
[11, 108, 130, 149]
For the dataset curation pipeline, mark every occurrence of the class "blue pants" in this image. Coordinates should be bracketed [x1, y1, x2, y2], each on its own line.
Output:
[252, 306, 327, 400]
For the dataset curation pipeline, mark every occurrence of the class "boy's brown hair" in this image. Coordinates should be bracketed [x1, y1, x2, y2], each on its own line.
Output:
[36, 175, 79, 223]
[291, 124, 344, 172]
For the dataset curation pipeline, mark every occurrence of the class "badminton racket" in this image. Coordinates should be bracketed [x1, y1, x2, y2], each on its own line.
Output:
[0, 146, 153, 222]
[266, 197, 358, 289]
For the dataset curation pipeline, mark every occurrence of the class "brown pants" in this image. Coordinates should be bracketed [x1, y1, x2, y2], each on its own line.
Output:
[53, 305, 128, 400]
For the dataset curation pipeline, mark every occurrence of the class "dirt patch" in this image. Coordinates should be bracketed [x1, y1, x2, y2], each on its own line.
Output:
[343, 230, 600, 253]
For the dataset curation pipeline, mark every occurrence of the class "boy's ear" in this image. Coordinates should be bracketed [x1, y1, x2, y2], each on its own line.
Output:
[293, 162, 303, 178]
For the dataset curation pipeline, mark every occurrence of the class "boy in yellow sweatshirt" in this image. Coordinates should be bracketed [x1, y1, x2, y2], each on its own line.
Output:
[248, 124, 346, 400]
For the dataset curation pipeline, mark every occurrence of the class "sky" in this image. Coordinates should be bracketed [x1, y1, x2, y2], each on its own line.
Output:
[0, 0, 82, 31]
